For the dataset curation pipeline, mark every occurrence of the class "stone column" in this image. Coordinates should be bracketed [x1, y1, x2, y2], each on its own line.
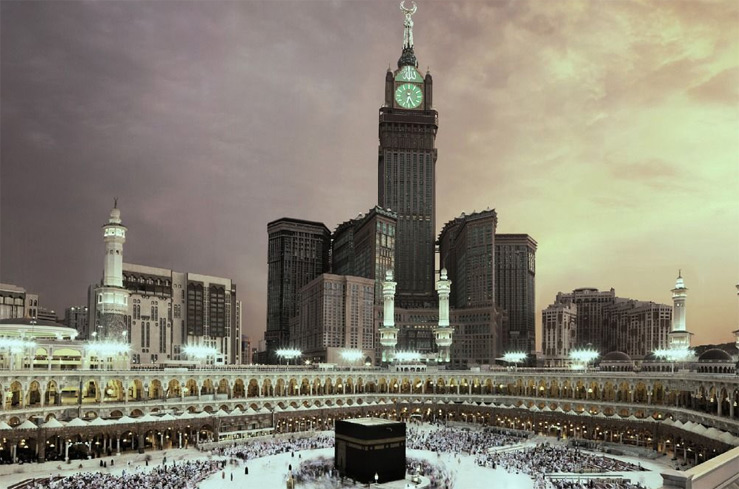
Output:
[116, 437, 121, 455]
[137, 432, 145, 454]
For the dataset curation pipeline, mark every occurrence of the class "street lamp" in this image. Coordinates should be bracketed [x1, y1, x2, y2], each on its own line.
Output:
[340, 349, 363, 367]
[653, 347, 695, 372]
[501, 351, 528, 370]
[374, 472, 379, 486]
[395, 350, 420, 363]
[569, 348, 599, 372]
[182, 344, 219, 366]
[275, 348, 302, 366]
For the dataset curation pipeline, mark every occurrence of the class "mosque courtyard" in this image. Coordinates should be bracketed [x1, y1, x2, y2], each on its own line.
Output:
[1, 423, 676, 489]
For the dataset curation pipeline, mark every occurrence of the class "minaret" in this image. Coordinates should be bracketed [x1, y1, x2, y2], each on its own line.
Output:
[379, 270, 398, 364]
[668, 270, 692, 349]
[434, 269, 453, 363]
[94, 200, 131, 341]
[733, 283, 739, 350]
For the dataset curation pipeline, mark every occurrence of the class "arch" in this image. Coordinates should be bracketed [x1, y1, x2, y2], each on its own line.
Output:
[261, 379, 273, 397]
[233, 379, 246, 398]
[45, 380, 59, 406]
[82, 379, 100, 403]
[166, 379, 182, 398]
[247, 378, 259, 397]
[26, 380, 42, 407]
[128, 379, 144, 401]
[200, 379, 215, 396]
[217, 378, 230, 397]
[103, 379, 124, 402]
[184, 378, 198, 398]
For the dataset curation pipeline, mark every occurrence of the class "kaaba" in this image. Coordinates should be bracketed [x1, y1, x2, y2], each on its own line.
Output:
[335, 418, 406, 484]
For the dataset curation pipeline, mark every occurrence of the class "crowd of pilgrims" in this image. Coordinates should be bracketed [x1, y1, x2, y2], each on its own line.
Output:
[548, 479, 647, 489]
[476, 442, 646, 489]
[405, 457, 454, 489]
[211, 434, 334, 460]
[18, 423, 653, 489]
[407, 425, 525, 455]
[26, 460, 220, 489]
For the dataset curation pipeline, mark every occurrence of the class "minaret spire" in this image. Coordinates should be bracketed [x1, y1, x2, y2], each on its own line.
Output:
[668, 271, 692, 350]
[398, 1, 418, 68]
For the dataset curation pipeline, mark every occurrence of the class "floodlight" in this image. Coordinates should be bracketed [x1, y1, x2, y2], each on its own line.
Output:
[182, 344, 219, 360]
[569, 349, 599, 363]
[0, 338, 37, 353]
[502, 352, 528, 364]
[395, 351, 421, 362]
[275, 348, 302, 359]
[340, 349, 364, 362]
[87, 341, 130, 356]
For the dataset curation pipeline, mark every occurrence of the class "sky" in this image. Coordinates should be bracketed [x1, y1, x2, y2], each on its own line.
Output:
[1, 0, 737, 348]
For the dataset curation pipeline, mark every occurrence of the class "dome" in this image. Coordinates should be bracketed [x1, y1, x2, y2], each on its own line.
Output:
[698, 348, 732, 362]
[602, 351, 631, 362]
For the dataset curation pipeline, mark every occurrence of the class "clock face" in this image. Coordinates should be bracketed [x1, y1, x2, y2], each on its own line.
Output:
[395, 83, 423, 109]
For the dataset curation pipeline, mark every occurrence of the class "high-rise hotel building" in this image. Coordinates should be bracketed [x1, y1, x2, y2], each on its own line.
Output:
[332, 206, 397, 302]
[542, 287, 671, 361]
[495, 234, 537, 354]
[265, 218, 331, 359]
[89, 204, 241, 365]
[378, 41, 437, 308]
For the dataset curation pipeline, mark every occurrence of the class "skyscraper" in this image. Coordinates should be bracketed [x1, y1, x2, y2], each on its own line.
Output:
[266, 218, 331, 358]
[438, 210, 498, 309]
[544, 287, 672, 359]
[377, 5, 437, 307]
[495, 234, 537, 354]
[553, 287, 616, 349]
[332, 206, 397, 302]
[291, 274, 375, 364]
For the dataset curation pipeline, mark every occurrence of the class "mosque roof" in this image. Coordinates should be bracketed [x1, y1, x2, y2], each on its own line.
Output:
[697, 348, 733, 362]
[601, 351, 632, 362]
[0, 318, 79, 340]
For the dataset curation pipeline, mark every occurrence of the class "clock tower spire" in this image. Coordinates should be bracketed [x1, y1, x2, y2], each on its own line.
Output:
[379, 2, 438, 307]
[398, 1, 418, 68]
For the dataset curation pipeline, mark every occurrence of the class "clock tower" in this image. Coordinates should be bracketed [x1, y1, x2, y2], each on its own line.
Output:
[378, 1, 438, 307]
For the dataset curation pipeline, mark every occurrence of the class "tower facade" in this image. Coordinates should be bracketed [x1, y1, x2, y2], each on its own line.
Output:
[438, 210, 498, 309]
[291, 274, 375, 364]
[378, 4, 437, 307]
[542, 302, 577, 367]
[668, 271, 692, 349]
[266, 218, 331, 360]
[495, 234, 537, 353]
[332, 206, 397, 302]
[91, 203, 131, 341]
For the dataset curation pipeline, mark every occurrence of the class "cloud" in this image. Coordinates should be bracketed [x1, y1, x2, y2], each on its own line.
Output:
[2, 0, 738, 347]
